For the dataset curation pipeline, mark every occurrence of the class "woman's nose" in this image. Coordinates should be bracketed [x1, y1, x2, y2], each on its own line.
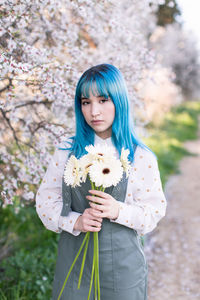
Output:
[91, 104, 101, 117]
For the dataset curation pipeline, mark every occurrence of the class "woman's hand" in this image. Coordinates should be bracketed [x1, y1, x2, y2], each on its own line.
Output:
[74, 208, 103, 233]
[86, 190, 120, 220]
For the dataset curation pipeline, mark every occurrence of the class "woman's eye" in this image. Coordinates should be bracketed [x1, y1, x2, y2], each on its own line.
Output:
[100, 99, 107, 103]
[82, 101, 90, 105]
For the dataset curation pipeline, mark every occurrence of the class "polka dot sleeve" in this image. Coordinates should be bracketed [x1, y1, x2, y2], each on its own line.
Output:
[35, 143, 81, 236]
[110, 146, 167, 235]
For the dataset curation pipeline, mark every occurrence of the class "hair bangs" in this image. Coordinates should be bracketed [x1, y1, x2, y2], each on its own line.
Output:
[80, 74, 109, 100]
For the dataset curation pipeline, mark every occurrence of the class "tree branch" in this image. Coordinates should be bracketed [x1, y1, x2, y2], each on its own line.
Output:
[0, 77, 13, 93]
[4, 99, 53, 113]
[0, 108, 26, 157]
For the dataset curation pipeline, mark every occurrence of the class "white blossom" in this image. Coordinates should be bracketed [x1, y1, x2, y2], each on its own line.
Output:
[120, 148, 131, 178]
[63, 155, 82, 187]
[89, 158, 123, 188]
[0, 0, 163, 202]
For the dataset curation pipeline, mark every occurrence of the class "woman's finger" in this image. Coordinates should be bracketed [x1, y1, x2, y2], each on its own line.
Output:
[84, 226, 101, 232]
[88, 189, 108, 199]
[89, 201, 107, 212]
[88, 219, 102, 228]
[82, 209, 102, 223]
[86, 208, 103, 221]
[90, 209, 103, 219]
[86, 195, 106, 204]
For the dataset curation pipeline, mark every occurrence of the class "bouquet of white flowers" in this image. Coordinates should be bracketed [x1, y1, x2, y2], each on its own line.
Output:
[57, 144, 131, 300]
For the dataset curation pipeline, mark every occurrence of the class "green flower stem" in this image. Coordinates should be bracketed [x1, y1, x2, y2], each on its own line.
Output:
[87, 233, 96, 300]
[57, 180, 104, 300]
[57, 232, 90, 300]
[78, 232, 90, 289]
[94, 231, 101, 300]
[95, 232, 100, 300]
[94, 233, 97, 300]
[88, 181, 102, 300]
[91, 181, 95, 191]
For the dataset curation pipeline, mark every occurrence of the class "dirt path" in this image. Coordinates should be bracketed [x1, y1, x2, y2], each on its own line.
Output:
[145, 117, 200, 300]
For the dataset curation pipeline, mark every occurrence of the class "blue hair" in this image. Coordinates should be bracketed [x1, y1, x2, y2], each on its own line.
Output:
[59, 63, 156, 163]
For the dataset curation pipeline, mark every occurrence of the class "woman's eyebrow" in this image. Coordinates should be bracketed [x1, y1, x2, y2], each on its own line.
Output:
[81, 95, 106, 100]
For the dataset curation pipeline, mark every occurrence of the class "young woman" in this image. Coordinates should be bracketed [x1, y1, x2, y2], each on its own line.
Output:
[36, 63, 167, 300]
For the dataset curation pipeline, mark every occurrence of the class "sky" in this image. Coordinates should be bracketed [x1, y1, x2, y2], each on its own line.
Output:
[177, 0, 200, 49]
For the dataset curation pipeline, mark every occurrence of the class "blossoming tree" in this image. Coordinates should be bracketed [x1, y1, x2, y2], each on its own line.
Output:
[0, 0, 160, 205]
[150, 23, 200, 99]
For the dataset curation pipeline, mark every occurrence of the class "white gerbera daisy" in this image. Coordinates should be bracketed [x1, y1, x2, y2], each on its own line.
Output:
[89, 158, 123, 188]
[63, 155, 81, 187]
[120, 147, 131, 178]
[85, 144, 115, 162]
[79, 153, 93, 183]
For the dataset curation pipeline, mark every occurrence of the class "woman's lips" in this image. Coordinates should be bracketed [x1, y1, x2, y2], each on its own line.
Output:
[91, 120, 103, 125]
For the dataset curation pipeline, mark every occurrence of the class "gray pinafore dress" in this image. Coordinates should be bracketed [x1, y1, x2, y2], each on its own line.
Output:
[52, 173, 148, 300]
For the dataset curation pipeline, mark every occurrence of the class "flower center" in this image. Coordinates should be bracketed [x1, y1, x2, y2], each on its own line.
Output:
[72, 167, 77, 176]
[102, 168, 110, 174]
[86, 163, 92, 169]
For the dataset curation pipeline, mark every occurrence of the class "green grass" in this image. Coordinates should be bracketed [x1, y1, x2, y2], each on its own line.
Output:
[0, 203, 59, 300]
[143, 101, 200, 186]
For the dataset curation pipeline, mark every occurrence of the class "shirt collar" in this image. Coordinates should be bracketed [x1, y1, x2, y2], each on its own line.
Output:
[94, 133, 113, 146]
[94, 134, 119, 158]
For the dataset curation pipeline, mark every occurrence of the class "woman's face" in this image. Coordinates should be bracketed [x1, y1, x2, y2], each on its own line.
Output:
[81, 90, 115, 139]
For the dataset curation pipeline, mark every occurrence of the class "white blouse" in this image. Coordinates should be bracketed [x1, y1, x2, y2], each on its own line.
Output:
[36, 134, 167, 236]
